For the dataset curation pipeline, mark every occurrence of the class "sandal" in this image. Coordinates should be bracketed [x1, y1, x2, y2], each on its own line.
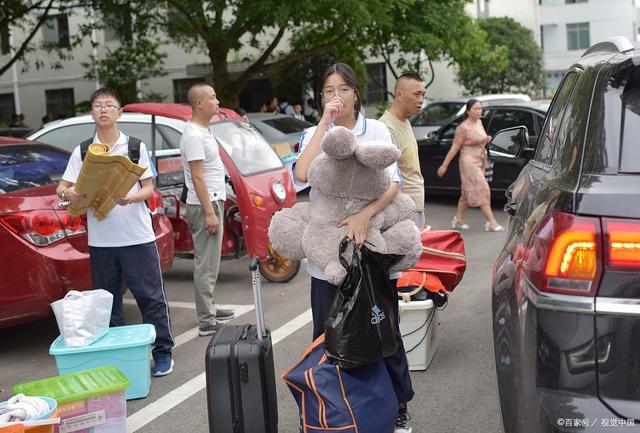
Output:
[452, 216, 470, 230]
[485, 222, 504, 232]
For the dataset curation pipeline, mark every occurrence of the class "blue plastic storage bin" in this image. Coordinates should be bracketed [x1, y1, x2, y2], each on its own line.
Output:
[49, 324, 155, 400]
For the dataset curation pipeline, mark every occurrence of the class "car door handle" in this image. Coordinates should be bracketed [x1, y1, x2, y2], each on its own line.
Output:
[504, 201, 516, 216]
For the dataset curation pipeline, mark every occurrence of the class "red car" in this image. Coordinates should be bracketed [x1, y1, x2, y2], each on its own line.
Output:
[0, 137, 175, 329]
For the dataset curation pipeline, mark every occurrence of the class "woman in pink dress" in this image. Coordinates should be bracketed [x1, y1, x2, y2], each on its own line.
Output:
[437, 99, 504, 232]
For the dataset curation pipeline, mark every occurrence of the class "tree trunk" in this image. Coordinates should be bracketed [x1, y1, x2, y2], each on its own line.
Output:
[209, 46, 240, 108]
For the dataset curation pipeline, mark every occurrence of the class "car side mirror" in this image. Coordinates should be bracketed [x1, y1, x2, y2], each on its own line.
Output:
[426, 130, 437, 141]
[521, 147, 535, 159]
[489, 126, 528, 158]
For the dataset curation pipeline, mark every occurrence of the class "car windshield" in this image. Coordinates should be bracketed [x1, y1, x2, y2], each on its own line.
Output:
[262, 117, 313, 134]
[411, 102, 464, 127]
[0, 145, 69, 193]
[210, 121, 283, 176]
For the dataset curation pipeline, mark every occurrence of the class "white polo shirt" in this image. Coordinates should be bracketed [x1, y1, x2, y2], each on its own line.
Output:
[180, 121, 226, 205]
[62, 132, 156, 247]
[295, 115, 404, 281]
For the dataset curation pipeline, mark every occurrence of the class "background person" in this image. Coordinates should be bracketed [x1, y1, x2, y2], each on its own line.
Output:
[436, 99, 504, 232]
[304, 97, 320, 123]
[294, 63, 415, 433]
[267, 96, 279, 114]
[56, 87, 175, 376]
[379, 73, 426, 228]
[180, 83, 234, 337]
[292, 102, 305, 120]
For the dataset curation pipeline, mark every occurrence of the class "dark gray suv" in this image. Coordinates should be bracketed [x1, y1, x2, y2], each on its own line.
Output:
[492, 37, 640, 432]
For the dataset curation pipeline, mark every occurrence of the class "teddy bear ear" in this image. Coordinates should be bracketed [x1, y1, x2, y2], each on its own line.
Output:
[320, 126, 356, 160]
[354, 140, 401, 169]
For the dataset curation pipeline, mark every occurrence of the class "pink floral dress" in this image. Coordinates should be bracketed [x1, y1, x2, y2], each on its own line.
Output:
[453, 122, 490, 207]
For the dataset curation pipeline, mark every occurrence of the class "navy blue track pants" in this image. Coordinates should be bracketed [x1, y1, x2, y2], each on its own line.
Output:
[90, 241, 174, 360]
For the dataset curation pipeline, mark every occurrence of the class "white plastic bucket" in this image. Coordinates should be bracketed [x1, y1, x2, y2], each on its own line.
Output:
[399, 299, 438, 371]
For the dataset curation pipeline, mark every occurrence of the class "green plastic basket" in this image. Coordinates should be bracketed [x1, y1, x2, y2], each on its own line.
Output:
[13, 365, 130, 404]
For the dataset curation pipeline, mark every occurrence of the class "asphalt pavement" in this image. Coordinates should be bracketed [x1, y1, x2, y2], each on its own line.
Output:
[0, 194, 508, 433]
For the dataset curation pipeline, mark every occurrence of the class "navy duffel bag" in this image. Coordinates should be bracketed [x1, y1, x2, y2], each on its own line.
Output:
[282, 334, 398, 433]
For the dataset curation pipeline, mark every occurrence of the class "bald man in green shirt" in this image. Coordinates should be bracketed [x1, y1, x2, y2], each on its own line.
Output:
[379, 73, 427, 228]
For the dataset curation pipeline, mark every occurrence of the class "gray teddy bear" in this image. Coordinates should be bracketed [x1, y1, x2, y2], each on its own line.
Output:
[268, 126, 422, 285]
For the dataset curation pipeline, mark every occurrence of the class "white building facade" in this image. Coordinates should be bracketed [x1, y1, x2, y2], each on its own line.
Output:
[538, 0, 640, 92]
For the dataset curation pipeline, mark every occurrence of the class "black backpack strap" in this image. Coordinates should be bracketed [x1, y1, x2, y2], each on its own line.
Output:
[81, 136, 142, 164]
[127, 136, 142, 164]
[79, 138, 93, 161]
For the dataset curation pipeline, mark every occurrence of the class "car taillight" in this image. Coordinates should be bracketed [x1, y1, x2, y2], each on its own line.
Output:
[57, 212, 86, 236]
[0, 210, 86, 246]
[604, 219, 640, 270]
[293, 142, 300, 153]
[523, 212, 602, 296]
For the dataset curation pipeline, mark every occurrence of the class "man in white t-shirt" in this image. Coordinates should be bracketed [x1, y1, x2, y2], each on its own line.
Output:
[57, 87, 175, 377]
[180, 83, 234, 337]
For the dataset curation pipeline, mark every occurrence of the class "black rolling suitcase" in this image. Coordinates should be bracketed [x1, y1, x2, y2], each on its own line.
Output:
[205, 257, 278, 433]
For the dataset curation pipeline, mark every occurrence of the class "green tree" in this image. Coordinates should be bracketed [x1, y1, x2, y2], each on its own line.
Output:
[456, 17, 544, 95]
[160, 0, 402, 107]
[271, 0, 483, 106]
[79, 1, 168, 104]
[365, 0, 481, 90]
[0, 0, 59, 76]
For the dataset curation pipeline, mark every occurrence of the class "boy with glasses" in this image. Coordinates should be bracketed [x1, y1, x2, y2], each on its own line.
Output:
[56, 87, 175, 376]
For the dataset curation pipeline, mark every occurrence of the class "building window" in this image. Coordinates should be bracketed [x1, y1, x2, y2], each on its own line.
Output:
[540, 25, 544, 51]
[567, 22, 590, 50]
[173, 78, 205, 103]
[42, 15, 70, 47]
[45, 88, 75, 119]
[0, 93, 16, 125]
[1, 30, 10, 55]
[565, 0, 587, 3]
[104, 23, 120, 42]
[365, 63, 387, 105]
[104, 10, 132, 42]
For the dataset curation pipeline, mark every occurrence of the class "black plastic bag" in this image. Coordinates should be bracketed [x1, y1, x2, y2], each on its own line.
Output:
[325, 238, 403, 369]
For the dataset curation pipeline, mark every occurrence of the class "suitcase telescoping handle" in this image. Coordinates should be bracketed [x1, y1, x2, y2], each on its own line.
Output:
[249, 257, 267, 341]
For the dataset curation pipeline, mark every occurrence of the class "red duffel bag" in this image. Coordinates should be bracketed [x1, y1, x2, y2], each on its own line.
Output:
[405, 229, 466, 292]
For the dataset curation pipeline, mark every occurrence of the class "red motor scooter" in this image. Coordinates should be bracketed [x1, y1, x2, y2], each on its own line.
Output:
[123, 103, 300, 282]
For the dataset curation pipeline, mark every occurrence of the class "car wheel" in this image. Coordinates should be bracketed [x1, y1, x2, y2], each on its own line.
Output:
[260, 246, 301, 283]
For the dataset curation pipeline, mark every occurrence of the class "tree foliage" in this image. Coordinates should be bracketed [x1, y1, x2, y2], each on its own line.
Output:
[161, 0, 395, 106]
[456, 17, 544, 95]
[79, 1, 168, 104]
[365, 0, 479, 88]
[82, 39, 168, 105]
[0, 0, 60, 76]
[269, 0, 481, 107]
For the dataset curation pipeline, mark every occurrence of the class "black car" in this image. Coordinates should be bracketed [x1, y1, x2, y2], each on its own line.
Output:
[492, 37, 640, 432]
[419, 101, 549, 195]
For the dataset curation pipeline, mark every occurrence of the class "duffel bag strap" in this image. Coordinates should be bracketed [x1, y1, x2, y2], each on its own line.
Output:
[398, 273, 426, 303]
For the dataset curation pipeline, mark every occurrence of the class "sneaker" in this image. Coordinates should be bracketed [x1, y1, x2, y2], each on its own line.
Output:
[452, 216, 470, 230]
[215, 308, 235, 321]
[152, 357, 174, 377]
[394, 405, 412, 433]
[198, 322, 224, 336]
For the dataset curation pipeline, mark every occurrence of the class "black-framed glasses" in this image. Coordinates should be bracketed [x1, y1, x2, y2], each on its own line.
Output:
[92, 104, 120, 112]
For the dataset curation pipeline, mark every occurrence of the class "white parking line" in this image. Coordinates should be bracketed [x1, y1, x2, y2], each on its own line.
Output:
[127, 308, 312, 433]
